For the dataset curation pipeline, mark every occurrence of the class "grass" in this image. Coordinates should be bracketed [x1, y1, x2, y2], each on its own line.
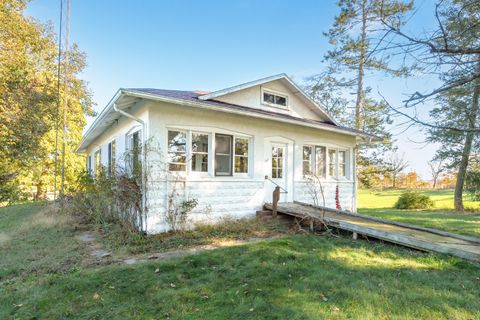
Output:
[101, 217, 290, 255]
[1, 203, 480, 319]
[358, 189, 480, 238]
[0, 203, 86, 281]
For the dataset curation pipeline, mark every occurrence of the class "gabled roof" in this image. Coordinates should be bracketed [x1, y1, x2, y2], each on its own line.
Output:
[77, 75, 377, 153]
[198, 73, 337, 125]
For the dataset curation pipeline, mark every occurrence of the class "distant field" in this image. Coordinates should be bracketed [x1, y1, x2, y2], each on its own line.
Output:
[358, 189, 480, 238]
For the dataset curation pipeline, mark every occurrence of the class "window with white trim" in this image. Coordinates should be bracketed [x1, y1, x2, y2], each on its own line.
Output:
[108, 140, 116, 175]
[262, 89, 288, 108]
[191, 132, 209, 172]
[234, 137, 249, 173]
[303, 146, 313, 175]
[315, 146, 326, 178]
[168, 130, 187, 171]
[86, 155, 92, 174]
[215, 134, 233, 176]
[94, 149, 101, 175]
[303, 145, 348, 179]
[338, 150, 346, 177]
[328, 149, 337, 177]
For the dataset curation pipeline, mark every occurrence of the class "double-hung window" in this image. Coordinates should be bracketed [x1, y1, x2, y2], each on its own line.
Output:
[127, 131, 142, 176]
[328, 149, 337, 177]
[191, 132, 209, 172]
[338, 151, 346, 177]
[215, 134, 233, 176]
[234, 138, 249, 174]
[108, 140, 116, 176]
[94, 149, 101, 175]
[315, 146, 326, 178]
[303, 146, 313, 175]
[168, 130, 187, 171]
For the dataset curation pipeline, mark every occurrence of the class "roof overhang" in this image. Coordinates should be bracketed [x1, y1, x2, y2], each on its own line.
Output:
[77, 86, 377, 153]
[76, 90, 141, 152]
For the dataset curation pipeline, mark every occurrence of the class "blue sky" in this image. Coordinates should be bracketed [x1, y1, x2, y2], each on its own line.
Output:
[26, 0, 439, 178]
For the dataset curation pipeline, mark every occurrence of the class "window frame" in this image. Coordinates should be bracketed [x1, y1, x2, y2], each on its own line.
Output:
[215, 133, 233, 176]
[191, 131, 210, 173]
[93, 148, 101, 176]
[167, 129, 188, 172]
[234, 137, 250, 175]
[107, 139, 116, 176]
[302, 145, 314, 176]
[261, 88, 289, 109]
[302, 144, 350, 181]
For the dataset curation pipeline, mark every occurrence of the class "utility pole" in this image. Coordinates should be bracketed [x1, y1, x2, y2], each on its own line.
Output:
[53, 0, 63, 203]
[60, 0, 70, 208]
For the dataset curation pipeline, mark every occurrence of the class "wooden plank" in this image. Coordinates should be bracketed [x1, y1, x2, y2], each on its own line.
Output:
[294, 201, 480, 245]
[265, 202, 480, 263]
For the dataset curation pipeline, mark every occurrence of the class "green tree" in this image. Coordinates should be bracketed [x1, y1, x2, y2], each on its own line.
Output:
[305, 0, 413, 188]
[0, 0, 93, 202]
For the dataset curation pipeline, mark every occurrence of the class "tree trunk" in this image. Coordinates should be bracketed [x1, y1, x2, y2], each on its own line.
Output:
[454, 77, 480, 211]
[432, 176, 437, 189]
[354, 0, 367, 130]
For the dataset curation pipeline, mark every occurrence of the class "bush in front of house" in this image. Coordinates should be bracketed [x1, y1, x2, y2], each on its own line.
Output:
[394, 190, 434, 209]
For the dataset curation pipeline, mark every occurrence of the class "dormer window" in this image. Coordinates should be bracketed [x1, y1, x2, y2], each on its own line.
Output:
[262, 89, 288, 108]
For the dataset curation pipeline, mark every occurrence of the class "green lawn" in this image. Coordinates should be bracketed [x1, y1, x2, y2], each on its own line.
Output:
[358, 189, 480, 238]
[1, 203, 480, 319]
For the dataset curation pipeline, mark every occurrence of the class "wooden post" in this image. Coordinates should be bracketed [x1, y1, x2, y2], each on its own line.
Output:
[272, 186, 280, 217]
[352, 232, 358, 240]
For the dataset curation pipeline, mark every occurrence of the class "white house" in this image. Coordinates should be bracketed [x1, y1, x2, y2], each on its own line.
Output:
[77, 74, 373, 233]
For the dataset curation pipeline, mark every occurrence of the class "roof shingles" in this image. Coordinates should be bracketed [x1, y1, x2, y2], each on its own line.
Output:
[124, 88, 370, 137]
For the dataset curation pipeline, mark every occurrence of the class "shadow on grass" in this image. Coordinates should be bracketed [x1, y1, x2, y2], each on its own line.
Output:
[2, 235, 479, 319]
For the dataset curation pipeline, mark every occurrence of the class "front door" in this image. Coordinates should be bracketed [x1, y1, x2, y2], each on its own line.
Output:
[265, 143, 288, 202]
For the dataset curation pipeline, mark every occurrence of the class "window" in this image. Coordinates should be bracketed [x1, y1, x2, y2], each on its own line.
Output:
[215, 134, 232, 176]
[94, 149, 101, 175]
[108, 140, 116, 175]
[303, 146, 313, 175]
[338, 150, 346, 177]
[315, 146, 326, 178]
[86, 155, 92, 174]
[262, 90, 288, 107]
[128, 131, 142, 175]
[271, 147, 284, 179]
[234, 138, 249, 173]
[168, 130, 187, 171]
[191, 133, 209, 172]
[328, 149, 337, 177]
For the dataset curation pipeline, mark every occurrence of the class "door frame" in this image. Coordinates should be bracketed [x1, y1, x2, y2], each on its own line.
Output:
[263, 136, 294, 202]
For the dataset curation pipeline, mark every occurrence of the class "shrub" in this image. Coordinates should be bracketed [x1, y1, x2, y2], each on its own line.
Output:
[394, 190, 434, 209]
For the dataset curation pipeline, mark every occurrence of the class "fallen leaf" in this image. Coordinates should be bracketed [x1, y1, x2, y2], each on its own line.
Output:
[170, 283, 176, 288]
[93, 293, 100, 300]
[155, 268, 160, 273]
[249, 308, 254, 312]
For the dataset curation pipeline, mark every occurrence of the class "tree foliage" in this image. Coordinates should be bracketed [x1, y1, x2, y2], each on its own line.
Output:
[0, 0, 94, 203]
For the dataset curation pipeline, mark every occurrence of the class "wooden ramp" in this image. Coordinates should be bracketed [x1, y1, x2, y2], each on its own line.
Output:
[264, 202, 480, 263]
